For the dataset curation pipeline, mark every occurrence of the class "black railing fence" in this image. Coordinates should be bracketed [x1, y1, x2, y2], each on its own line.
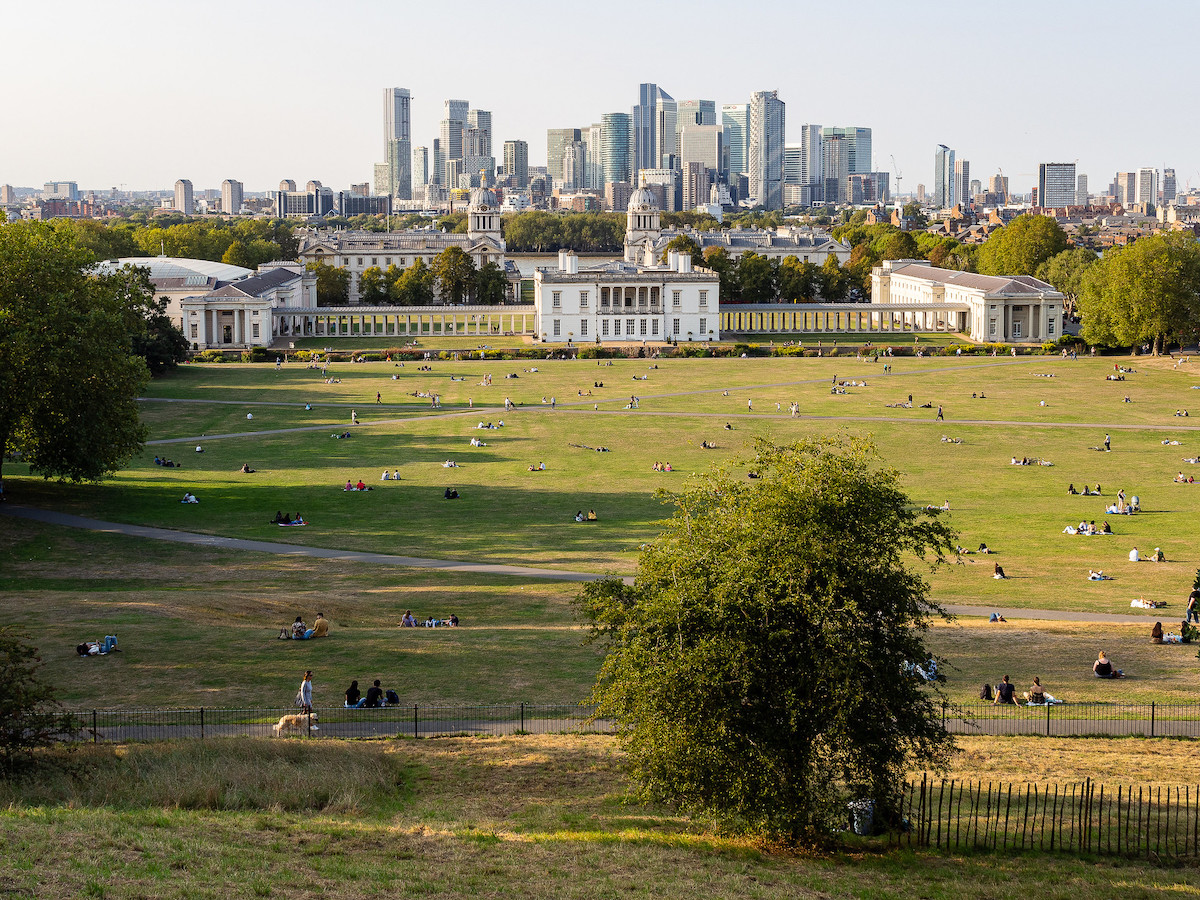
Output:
[901, 775, 1200, 858]
[945, 701, 1200, 737]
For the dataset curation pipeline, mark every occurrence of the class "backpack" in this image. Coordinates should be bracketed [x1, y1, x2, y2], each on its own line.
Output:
[979, 683, 994, 701]
[385, 689, 400, 706]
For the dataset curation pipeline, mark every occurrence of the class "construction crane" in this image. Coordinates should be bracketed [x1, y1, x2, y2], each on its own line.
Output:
[890, 155, 903, 198]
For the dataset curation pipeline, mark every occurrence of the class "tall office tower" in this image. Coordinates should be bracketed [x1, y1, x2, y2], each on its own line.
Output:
[632, 83, 674, 174]
[676, 100, 715, 161]
[279, 179, 296, 192]
[0, 185, 14, 204]
[970, 179, 982, 198]
[680, 125, 725, 183]
[1075, 173, 1088, 207]
[798, 123, 822, 204]
[547, 128, 582, 189]
[1036, 162, 1075, 208]
[682, 161, 711, 211]
[439, 99, 469, 184]
[1162, 168, 1176, 204]
[220, 179, 243, 215]
[412, 146, 429, 190]
[1135, 167, 1158, 206]
[1115, 172, 1136, 206]
[933, 145, 955, 208]
[821, 127, 872, 174]
[503, 140, 529, 188]
[431, 139, 442, 186]
[654, 93, 678, 167]
[562, 140, 586, 190]
[954, 158, 970, 206]
[721, 103, 749, 176]
[821, 133, 849, 203]
[584, 123, 604, 190]
[784, 143, 803, 184]
[601, 112, 633, 187]
[916, 184, 926, 204]
[467, 109, 492, 159]
[748, 90, 785, 210]
[988, 173, 1008, 201]
[174, 179, 194, 214]
[378, 87, 412, 200]
[43, 181, 79, 200]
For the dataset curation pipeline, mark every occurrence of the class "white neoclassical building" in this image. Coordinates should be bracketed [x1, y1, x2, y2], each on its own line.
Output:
[180, 263, 317, 349]
[535, 186, 719, 343]
[95, 256, 253, 336]
[296, 183, 520, 303]
[871, 259, 1065, 343]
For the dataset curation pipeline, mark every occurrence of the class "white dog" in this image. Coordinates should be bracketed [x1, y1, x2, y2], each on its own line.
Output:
[273, 713, 319, 735]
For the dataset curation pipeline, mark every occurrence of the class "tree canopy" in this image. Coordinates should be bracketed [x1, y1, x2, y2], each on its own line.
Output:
[430, 246, 477, 304]
[0, 221, 152, 482]
[305, 261, 351, 306]
[1035, 247, 1098, 316]
[578, 437, 956, 841]
[1078, 232, 1200, 354]
[0, 627, 77, 774]
[975, 215, 1068, 276]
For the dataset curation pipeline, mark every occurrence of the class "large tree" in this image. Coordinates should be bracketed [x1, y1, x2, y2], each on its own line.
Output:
[431, 246, 477, 304]
[475, 261, 509, 305]
[1035, 246, 1098, 317]
[976, 214, 1068, 276]
[391, 258, 435, 306]
[0, 627, 77, 774]
[578, 437, 956, 842]
[306, 261, 350, 306]
[1078, 232, 1200, 354]
[0, 221, 151, 482]
[735, 252, 778, 304]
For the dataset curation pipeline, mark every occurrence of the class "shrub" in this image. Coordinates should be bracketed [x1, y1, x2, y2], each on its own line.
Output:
[0, 628, 78, 774]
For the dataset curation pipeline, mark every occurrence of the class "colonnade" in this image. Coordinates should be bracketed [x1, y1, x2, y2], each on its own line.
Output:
[719, 303, 971, 336]
[273, 306, 536, 340]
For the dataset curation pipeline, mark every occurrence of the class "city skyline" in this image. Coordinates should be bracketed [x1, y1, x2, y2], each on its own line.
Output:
[3, 0, 1197, 196]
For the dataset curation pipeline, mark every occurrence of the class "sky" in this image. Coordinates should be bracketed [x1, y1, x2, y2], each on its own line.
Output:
[3, 0, 1198, 197]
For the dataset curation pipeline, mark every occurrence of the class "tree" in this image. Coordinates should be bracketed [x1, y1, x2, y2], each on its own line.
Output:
[391, 259, 435, 306]
[819, 254, 849, 300]
[1035, 247, 1098, 316]
[577, 437, 956, 842]
[0, 221, 151, 483]
[1078, 232, 1200, 355]
[475, 261, 508, 305]
[0, 628, 77, 773]
[901, 202, 929, 230]
[736, 252, 778, 304]
[703, 246, 738, 302]
[879, 230, 919, 261]
[306, 261, 350, 305]
[976, 214, 1068, 276]
[357, 265, 389, 305]
[660, 234, 704, 268]
[778, 256, 820, 302]
[431, 246, 477, 304]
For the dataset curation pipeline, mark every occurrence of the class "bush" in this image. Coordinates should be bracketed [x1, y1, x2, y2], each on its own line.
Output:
[194, 349, 229, 363]
[0, 628, 78, 774]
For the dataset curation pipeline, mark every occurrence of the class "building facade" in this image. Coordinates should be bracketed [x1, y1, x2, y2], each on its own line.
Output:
[174, 179, 194, 215]
[503, 140, 529, 188]
[221, 179, 243, 215]
[1037, 162, 1076, 208]
[748, 90, 785, 209]
[933, 145, 954, 208]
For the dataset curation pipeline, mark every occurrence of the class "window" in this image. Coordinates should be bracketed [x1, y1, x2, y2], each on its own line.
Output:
[602, 319, 609, 336]
[385, 258, 392, 266]
[552, 291, 561, 308]
[639, 319, 647, 336]
[672, 290, 682, 307]
[627, 319, 635, 335]
[601, 287, 610, 306]
[371, 258, 378, 266]
[1048, 319, 1055, 336]
[989, 320, 997, 336]
[673, 318, 681, 335]
[190, 324, 198, 338]
[252, 323, 260, 338]
[400, 258, 406, 267]
[651, 320, 659, 335]
[252, 310, 259, 317]
[357, 258, 363, 267]
[699, 290, 708, 308]
[580, 320, 588, 337]
[553, 319, 561, 337]
[614, 319, 621, 336]
[580, 291, 589, 308]
[699, 317, 707, 336]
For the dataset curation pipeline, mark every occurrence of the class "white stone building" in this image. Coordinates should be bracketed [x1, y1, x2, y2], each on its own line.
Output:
[871, 259, 1064, 343]
[95, 257, 253, 335]
[296, 184, 519, 303]
[180, 263, 317, 349]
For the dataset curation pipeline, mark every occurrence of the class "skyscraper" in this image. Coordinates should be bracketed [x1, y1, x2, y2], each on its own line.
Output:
[467, 109, 492, 159]
[933, 145, 955, 208]
[748, 90, 785, 210]
[439, 99, 469, 185]
[378, 88, 412, 200]
[821, 127, 872, 175]
[721, 103, 749, 177]
[799, 124, 822, 204]
[601, 112, 632, 188]
[174, 179, 193, 214]
[547, 128, 582, 188]
[676, 100, 715, 164]
[412, 146, 429, 190]
[1136, 167, 1159, 206]
[784, 143, 803, 185]
[585, 123, 604, 191]
[632, 83, 674, 175]
[954, 158, 971, 207]
[1162, 168, 1177, 204]
[654, 93, 678, 168]
[821, 133, 849, 203]
[1075, 173, 1088, 207]
[1114, 172, 1136, 206]
[503, 140, 529, 188]
[680, 125, 725, 182]
[220, 179, 243, 215]
[988, 174, 1009, 202]
[1036, 162, 1075, 208]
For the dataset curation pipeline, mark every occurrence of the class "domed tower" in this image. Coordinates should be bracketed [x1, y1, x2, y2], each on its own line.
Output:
[467, 171, 501, 242]
[624, 179, 661, 263]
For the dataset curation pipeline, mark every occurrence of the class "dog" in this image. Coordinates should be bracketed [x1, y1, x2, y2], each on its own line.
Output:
[273, 713, 319, 736]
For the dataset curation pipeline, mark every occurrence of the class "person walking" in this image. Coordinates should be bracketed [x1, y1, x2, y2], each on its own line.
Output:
[1187, 589, 1200, 624]
[298, 670, 313, 713]
[747, 398, 753, 411]
[351, 409, 359, 425]
[1104, 433, 1111, 452]
[936, 405, 944, 421]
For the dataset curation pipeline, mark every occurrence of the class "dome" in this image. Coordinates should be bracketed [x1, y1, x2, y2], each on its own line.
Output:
[628, 185, 658, 211]
[469, 185, 497, 210]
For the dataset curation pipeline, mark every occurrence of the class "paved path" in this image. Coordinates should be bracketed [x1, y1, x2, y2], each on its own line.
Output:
[2, 504, 1165, 622]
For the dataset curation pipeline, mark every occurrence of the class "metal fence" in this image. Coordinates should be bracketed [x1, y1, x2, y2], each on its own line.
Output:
[944, 701, 1200, 737]
[66, 704, 613, 743]
[902, 775, 1200, 858]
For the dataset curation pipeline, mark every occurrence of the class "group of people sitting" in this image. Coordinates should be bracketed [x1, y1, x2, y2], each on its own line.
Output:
[574, 510, 598, 522]
[985, 674, 1059, 705]
[476, 421, 503, 429]
[239, 463, 255, 473]
[527, 462, 547, 471]
[399, 610, 459, 628]
[272, 511, 306, 526]
[1067, 484, 1103, 495]
[279, 613, 329, 640]
[1151, 621, 1197, 644]
[651, 461, 674, 472]
[344, 679, 398, 708]
[154, 456, 181, 468]
[1174, 472, 1196, 483]
[331, 431, 352, 439]
[1129, 546, 1165, 562]
[443, 487, 460, 499]
[1062, 520, 1112, 535]
[380, 469, 401, 480]
[180, 492, 198, 504]
[957, 542, 993, 555]
[1011, 457, 1052, 466]
[344, 480, 372, 491]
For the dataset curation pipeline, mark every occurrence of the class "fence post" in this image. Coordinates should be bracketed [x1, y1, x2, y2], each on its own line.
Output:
[413, 705, 419, 738]
[200, 707, 205, 740]
[92, 709, 98, 744]
[1046, 702, 1051, 737]
[1151, 702, 1156, 738]
[521, 702, 525, 733]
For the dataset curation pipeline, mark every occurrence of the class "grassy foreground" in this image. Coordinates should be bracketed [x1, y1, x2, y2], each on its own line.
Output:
[2, 735, 1199, 899]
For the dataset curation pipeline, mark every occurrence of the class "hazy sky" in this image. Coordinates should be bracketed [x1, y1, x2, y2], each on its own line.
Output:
[3, 0, 1197, 196]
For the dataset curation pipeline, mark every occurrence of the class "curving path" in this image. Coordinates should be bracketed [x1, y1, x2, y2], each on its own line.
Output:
[0, 504, 1160, 623]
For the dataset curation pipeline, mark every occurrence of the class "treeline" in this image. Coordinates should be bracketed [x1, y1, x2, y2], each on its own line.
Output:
[306, 247, 508, 307]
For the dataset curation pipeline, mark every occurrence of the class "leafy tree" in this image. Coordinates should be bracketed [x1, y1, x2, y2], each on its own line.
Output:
[778, 256, 821, 302]
[577, 437, 956, 842]
[879, 230, 919, 261]
[819, 254, 849, 300]
[976, 214, 1068, 276]
[504, 210, 563, 252]
[660, 234, 704, 268]
[736, 252, 779, 304]
[437, 211, 468, 234]
[1035, 247, 1098, 316]
[901, 202, 929, 229]
[660, 211, 721, 231]
[1079, 232, 1200, 354]
[357, 266, 389, 305]
[431, 247, 477, 304]
[391, 259, 435, 306]
[703, 246, 738, 302]
[129, 288, 189, 374]
[221, 240, 253, 268]
[0, 628, 77, 773]
[475, 261, 508, 305]
[305, 261, 350, 306]
[0, 221, 150, 482]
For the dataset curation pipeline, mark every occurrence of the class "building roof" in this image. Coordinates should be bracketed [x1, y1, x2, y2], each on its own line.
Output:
[95, 256, 252, 284]
[887, 263, 1060, 296]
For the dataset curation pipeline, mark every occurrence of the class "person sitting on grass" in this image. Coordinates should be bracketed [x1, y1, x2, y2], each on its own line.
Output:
[993, 563, 1007, 579]
[363, 679, 384, 708]
[1067, 483, 1077, 494]
[978, 543, 992, 553]
[181, 492, 198, 504]
[586, 510, 597, 521]
[240, 463, 255, 473]
[1152, 621, 1164, 644]
[1152, 547, 1167, 562]
[305, 612, 329, 639]
[993, 674, 1018, 705]
[575, 510, 585, 522]
[988, 612, 1007, 623]
[1093, 651, 1125, 678]
[355, 480, 367, 491]
[444, 487, 459, 499]
[1024, 677, 1047, 704]
[290, 616, 307, 639]
[345, 680, 365, 708]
